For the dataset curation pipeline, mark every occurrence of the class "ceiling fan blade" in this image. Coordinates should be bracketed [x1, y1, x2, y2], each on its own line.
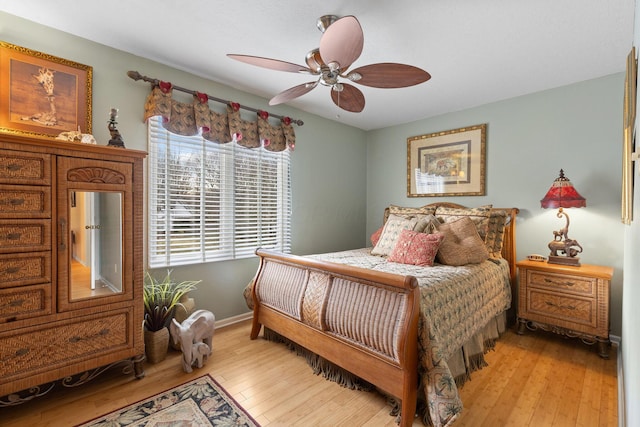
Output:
[319, 16, 364, 71]
[330, 83, 365, 113]
[348, 63, 431, 88]
[227, 54, 312, 74]
[269, 81, 318, 105]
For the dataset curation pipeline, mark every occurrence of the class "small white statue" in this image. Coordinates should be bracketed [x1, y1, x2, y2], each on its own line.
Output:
[55, 127, 97, 144]
[81, 133, 97, 144]
[169, 309, 215, 373]
[55, 129, 82, 141]
[191, 341, 210, 369]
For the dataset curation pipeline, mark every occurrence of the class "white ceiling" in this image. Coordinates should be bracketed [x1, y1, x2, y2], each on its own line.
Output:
[0, 0, 635, 131]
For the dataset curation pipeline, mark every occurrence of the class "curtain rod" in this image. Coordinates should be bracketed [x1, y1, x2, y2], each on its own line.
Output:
[126, 70, 304, 126]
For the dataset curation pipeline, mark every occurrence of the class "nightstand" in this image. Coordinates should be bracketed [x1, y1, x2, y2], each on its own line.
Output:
[516, 260, 613, 358]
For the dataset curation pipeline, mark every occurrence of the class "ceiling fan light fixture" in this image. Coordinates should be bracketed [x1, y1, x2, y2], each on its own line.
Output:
[332, 83, 344, 92]
[346, 72, 362, 82]
[327, 61, 341, 73]
[305, 48, 324, 73]
[316, 15, 339, 33]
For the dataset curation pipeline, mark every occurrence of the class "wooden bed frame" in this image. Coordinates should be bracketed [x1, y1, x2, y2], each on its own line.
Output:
[249, 204, 518, 426]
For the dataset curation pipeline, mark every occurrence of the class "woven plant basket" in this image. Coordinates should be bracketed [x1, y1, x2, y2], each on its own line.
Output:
[144, 327, 170, 363]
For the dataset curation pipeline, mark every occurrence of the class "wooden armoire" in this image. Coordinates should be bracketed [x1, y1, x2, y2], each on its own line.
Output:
[0, 133, 146, 401]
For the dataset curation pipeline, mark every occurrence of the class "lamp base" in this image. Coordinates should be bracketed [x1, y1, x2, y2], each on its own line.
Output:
[547, 255, 581, 267]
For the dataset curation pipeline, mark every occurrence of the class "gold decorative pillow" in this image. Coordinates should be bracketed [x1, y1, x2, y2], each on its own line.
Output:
[383, 205, 437, 224]
[435, 217, 489, 266]
[371, 214, 418, 256]
[484, 209, 508, 257]
[414, 214, 441, 234]
[434, 205, 493, 241]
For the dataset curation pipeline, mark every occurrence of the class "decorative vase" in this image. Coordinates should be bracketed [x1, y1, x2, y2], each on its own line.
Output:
[144, 327, 170, 363]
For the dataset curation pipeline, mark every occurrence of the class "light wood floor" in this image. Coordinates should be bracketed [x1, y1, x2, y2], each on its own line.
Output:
[70, 260, 116, 300]
[0, 320, 617, 426]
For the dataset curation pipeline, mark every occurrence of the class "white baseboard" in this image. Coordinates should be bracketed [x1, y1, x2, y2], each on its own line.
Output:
[618, 341, 625, 427]
[215, 312, 252, 329]
[611, 334, 621, 346]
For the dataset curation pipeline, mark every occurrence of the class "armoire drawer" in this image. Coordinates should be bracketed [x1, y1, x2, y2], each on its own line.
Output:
[0, 151, 51, 185]
[0, 185, 51, 219]
[0, 220, 51, 254]
[0, 251, 51, 289]
[0, 283, 51, 323]
[0, 311, 131, 378]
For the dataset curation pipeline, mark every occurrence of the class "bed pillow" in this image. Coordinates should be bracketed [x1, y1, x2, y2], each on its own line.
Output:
[383, 204, 437, 224]
[436, 216, 489, 266]
[414, 214, 441, 234]
[370, 226, 383, 247]
[371, 214, 418, 256]
[434, 205, 492, 241]
[484, 209, 508, 257]
[387, 230, 444, 266]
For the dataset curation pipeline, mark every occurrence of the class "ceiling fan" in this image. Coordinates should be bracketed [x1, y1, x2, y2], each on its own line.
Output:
[227, 15, 431, 113]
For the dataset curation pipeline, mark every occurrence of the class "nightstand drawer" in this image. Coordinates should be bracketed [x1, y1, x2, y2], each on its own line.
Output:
[527, 270, 596, 297]
[527, 288, 596, 328]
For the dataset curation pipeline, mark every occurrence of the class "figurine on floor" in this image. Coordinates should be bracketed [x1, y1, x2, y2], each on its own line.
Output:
[169, 309, 215, 373]
[191, 341, 210, 369]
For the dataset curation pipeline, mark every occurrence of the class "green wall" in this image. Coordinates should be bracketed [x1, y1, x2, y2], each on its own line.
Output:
[0, 12, 368, 321]
[366, 74, 626, 337]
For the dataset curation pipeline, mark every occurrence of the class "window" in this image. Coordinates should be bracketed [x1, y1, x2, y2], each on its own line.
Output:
[147, 116, 291, 268]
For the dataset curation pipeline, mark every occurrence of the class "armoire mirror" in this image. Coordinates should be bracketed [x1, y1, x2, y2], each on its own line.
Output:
[68, 190, 123, 300]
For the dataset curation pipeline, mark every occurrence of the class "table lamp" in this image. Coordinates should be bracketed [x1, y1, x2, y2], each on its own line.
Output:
[540, 169, 586, 266]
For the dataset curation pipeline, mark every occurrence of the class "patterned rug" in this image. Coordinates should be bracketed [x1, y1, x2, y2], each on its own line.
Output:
[77, 374, 259, 426]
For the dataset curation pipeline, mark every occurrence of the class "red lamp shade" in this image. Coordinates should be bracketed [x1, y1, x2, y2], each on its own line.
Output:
[540, 169, 586, 209]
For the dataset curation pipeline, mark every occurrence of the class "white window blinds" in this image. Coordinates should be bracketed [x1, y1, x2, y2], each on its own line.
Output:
[147, 116, 291, 268]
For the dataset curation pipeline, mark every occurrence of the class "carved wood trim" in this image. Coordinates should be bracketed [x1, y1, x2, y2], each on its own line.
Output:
[67, 167, 125, 184]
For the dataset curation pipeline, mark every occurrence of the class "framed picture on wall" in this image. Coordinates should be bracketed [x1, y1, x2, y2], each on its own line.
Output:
[407, 124, 487, 197]
[622, 46, 636, 225]
[0, 41, 92, 138]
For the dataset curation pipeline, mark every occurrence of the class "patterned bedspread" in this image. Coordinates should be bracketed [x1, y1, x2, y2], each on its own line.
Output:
[307, 248, 512, 426]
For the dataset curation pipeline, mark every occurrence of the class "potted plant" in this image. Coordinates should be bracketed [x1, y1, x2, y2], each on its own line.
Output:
[143, 270, 200, 363]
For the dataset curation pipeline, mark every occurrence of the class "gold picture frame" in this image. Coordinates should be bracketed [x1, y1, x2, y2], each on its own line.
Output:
[0, 41, 92, 138]
[407, 124, 486, 197]
[622, 46, 636, 225]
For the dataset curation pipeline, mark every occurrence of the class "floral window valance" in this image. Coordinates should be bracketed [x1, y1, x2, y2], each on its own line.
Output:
[142, 81, 296, 152]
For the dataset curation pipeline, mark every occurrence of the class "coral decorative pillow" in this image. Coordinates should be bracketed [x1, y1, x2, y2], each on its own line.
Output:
[387, 230, 445, 266]
[370, 226, 383, 247]
[436, 217, 489, 266]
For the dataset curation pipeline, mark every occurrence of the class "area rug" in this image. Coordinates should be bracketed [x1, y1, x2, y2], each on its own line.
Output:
[77, 374, 259, 426]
